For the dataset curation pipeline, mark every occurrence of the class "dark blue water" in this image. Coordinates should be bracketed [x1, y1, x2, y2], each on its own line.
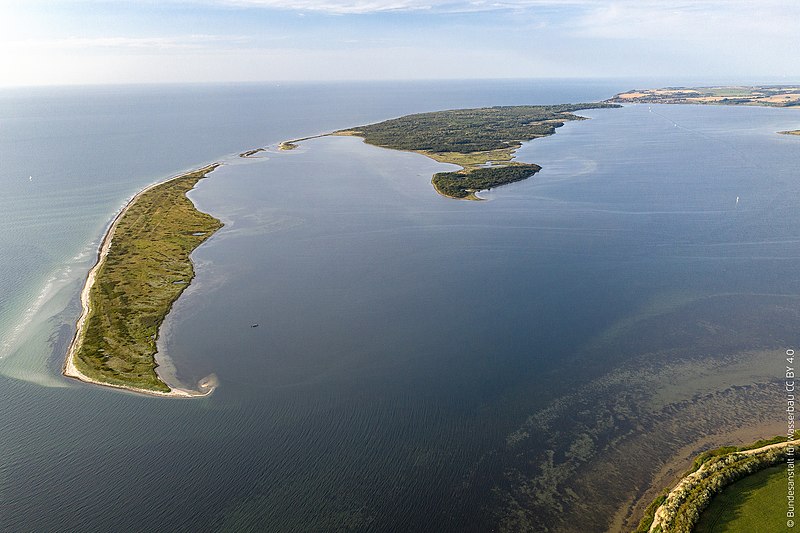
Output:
[2, 82, 800, 532]
[0, 80, 626, 377]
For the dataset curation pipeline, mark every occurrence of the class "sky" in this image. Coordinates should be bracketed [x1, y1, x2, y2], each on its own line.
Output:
[0, 0, 798, 86]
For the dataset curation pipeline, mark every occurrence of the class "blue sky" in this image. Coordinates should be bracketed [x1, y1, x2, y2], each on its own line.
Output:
[0, 0, 798, 86]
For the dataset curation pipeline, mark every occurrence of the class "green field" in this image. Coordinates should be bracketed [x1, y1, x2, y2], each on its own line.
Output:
[694, 465, 787, 533]
[634, 436, 790, 533]
[338, 103, 619, 198]
[72, 165, 223, 392]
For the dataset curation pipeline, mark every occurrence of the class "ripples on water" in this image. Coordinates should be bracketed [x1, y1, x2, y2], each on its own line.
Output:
[2, 84, 800, 532]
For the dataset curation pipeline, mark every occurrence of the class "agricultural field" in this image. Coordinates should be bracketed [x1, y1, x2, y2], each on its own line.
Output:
[609, 86, 800, 107]
[694, 465, 786, 533]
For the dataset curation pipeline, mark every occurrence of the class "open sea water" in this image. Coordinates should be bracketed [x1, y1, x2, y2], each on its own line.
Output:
[1, 80, 799, 531]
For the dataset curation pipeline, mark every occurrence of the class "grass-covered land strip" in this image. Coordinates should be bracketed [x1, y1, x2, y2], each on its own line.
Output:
[780, 130, 800, 136]
[693, 465, 785, 533]
[240, 148, 265, 157]
[635, 436, 797, 533]
[421, 146, 516, 167]
[335, 103, 619, 199]
[64, 165, 223, 395]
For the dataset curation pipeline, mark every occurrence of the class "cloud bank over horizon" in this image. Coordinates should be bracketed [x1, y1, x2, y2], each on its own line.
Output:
[213, 0, 793, 15]
[0, 0, 797, 86]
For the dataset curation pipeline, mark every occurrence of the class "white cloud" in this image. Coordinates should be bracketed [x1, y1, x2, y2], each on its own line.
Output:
[210, 0, 799, 15]
[572, 2, 800, 41]
[1, 0, 797, 85]
[4, 35, 254, 51]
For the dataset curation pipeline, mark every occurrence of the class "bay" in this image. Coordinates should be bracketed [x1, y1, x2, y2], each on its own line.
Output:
[1, 81, 798, 531]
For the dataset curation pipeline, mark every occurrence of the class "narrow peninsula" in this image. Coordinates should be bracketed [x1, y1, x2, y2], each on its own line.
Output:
[64, 165, 223, 397]
[333, 103, 619, 199]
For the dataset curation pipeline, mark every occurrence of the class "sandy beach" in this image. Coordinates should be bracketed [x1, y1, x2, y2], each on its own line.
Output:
[62, 165, 220, 398]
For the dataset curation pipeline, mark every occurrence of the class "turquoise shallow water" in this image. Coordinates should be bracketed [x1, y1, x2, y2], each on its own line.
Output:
[1, 82, 800, 531]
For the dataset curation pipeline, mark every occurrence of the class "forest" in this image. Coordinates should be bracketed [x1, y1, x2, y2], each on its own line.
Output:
[340, 103, 619, 199]
[432, 164, 542, 199]
[346, 103, 620, 154]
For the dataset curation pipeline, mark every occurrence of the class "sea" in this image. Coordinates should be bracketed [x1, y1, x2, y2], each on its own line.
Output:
[1, 80, 799, 532]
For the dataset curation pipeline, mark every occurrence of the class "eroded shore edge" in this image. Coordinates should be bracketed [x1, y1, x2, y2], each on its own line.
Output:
[642, 437, 799, 532]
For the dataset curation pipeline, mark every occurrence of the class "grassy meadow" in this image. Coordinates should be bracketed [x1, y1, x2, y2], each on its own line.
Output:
[72, 165, 223, 392]
[694, 465, 786, 533]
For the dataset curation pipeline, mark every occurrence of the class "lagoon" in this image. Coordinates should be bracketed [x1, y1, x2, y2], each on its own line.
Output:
[1, 82, 799, 531]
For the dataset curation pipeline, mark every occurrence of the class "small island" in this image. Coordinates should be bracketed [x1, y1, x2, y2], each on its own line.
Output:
[239, 148, 265, 158]
[64, 165, 223, 396]
[333, 103, 619, 199]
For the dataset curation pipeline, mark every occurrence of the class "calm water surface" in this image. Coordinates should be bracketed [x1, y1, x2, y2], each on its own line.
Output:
[1, 82, 799, 531]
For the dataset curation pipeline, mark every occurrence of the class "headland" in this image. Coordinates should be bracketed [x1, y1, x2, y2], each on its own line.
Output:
[332, 103, 619, 199]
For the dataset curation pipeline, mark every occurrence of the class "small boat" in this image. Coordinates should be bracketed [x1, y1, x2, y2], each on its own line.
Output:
[251, 324, 259, 328]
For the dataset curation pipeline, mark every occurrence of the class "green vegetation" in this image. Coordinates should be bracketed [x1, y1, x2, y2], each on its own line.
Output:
[635, 436, 793, 533]
[694, 465, 786, 533]
[433, 163, 541, 199]
[609, 85, 800, 107]
[636, 490, 669, 533]
[240, 148, 265, 157]
[343, 103, 618, 153]
[689, 436, 788, 472]
[73, 165, 223, 392]
[338, 103, 619, 199]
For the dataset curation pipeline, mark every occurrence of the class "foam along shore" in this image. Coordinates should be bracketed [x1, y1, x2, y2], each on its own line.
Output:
[63, 350, 215, 398]
[63, 164, 223, 398]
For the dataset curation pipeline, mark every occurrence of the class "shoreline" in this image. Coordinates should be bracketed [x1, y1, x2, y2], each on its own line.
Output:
[318, 107, 608, 200]
[330, 130, 516, 200]
[62, 164, 221, 398]
[279, 133, 327, 150]
[613, 420, 784, 531]
[431, 177, 482, 200]
[646, 437, 798, 532]
[292, 133, 527, 200]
